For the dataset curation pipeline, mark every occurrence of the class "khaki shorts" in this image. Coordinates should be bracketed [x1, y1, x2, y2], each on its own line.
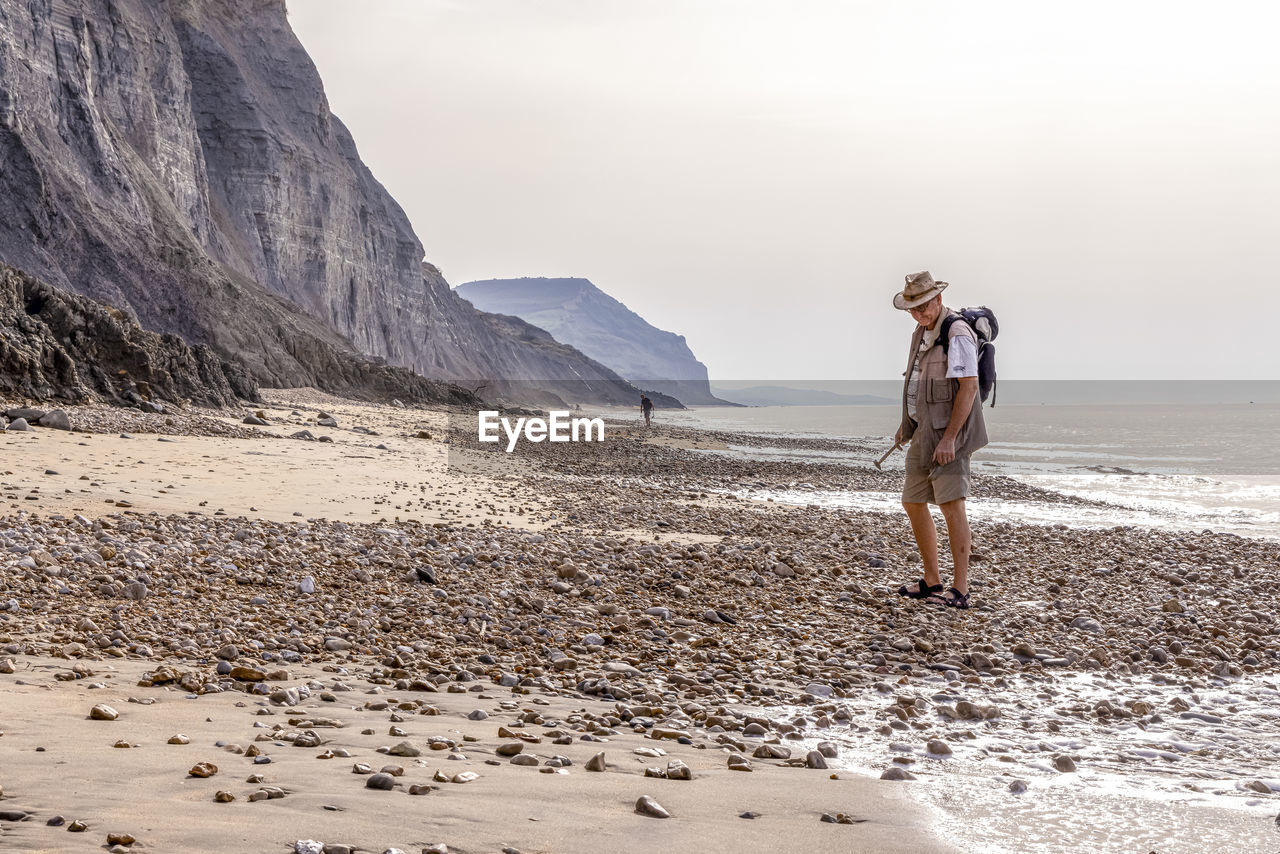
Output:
[902, 437, 971, 506]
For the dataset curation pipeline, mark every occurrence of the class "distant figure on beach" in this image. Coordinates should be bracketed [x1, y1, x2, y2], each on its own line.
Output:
[640, 394, 654, 427]
[891, 271, 988, 609]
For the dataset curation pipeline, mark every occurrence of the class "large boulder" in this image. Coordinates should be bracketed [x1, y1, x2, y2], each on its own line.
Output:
[36, 409, 71, 430]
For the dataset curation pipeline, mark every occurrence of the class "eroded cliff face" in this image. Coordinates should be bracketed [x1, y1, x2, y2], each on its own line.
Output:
[0, 0, 641, 404]
[0, 262, 252, 407]
[170, 0, 429, 360]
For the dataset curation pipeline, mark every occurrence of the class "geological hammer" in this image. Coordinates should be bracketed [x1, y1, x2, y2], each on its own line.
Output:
[873, 442, 902, 470]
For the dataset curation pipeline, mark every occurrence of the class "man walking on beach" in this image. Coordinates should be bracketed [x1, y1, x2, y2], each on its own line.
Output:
[640, 394, 654, 427]
[892, 271, 988, 609]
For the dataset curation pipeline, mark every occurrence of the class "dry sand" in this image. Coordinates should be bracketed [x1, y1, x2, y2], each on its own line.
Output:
[1, 398, 539, 529]
[0, 656, 939, 854]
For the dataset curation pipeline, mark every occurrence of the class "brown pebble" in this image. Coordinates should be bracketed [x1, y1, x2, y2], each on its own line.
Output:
[635, 795, 670, 818]
[365, 772, 397, 790]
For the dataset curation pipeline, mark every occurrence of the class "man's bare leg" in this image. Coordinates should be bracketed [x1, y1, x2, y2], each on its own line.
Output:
[902, 501, 941, 592]
[939, 497, 971, 594]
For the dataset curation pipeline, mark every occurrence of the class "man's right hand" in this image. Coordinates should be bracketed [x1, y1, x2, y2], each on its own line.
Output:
[894, 426, 903, 446]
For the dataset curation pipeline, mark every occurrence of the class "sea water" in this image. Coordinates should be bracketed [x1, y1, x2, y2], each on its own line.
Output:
[621, 382, 1280, 539]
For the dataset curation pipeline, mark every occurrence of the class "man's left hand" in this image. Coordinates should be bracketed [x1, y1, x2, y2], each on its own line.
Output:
[933, 436, 956, 466]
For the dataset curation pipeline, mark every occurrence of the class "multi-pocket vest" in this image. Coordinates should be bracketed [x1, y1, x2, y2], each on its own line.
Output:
[898, 312, 989, 461]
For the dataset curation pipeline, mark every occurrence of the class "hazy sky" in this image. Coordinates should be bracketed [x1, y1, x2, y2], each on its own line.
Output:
[289, 1, 1280, 380]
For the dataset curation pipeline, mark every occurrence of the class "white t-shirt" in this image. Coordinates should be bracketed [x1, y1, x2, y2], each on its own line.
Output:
[906, 319, 978, 421]
[945, 334, 979, 379]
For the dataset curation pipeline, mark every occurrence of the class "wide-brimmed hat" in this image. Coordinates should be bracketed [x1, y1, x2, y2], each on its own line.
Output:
[893, 270, 949, 310]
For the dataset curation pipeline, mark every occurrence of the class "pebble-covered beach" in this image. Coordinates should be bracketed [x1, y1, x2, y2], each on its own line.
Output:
[2, 393, 1278, 853]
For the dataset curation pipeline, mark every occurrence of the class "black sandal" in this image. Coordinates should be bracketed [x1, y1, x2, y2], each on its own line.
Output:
[928, 587, 971, 609]
[897, 578, 944, 600]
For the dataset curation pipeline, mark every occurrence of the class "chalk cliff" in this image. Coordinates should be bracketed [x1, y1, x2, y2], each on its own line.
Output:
[0, 0, 644, 405]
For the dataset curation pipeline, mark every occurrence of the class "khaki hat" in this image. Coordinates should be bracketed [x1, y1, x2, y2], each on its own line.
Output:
[893, 270, 948, 310]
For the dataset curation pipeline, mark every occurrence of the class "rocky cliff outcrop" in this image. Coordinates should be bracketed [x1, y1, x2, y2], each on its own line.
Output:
[0, 0, 642, 405]
[0, 262, 250, 406]
[457, 278, 727, 405]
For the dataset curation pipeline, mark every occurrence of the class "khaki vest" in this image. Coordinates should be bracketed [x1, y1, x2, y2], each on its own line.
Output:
[899, 311, 988, 460]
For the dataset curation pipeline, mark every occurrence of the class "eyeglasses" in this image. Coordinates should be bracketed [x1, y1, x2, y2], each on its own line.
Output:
[907, 300, 935, 315]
